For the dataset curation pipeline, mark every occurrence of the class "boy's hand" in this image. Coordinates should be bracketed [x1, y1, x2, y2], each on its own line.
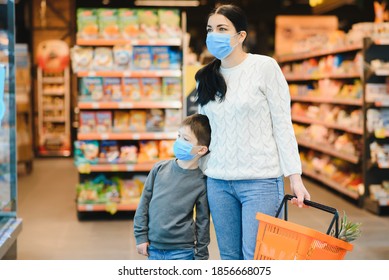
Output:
[136, 242, 149, 256]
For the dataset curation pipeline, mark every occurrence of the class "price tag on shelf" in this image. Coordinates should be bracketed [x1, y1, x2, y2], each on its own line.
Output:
[77, 163, 91, 174]
[88, 71, 96, 77]
[123, 71, 131, 77]
[101, 133, 109, 140]
[132, 133, 140, 140]
[119, 102, 133, 108]
[92, 103, 100, 109]
[111, 164, 119, 172]
[85, 204, 94, 211]
[126, 165, 134, 172]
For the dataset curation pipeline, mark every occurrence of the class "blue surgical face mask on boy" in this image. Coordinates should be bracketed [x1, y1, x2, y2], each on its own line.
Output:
[206, 32, 241, 60]
[173, 138, 198, 161]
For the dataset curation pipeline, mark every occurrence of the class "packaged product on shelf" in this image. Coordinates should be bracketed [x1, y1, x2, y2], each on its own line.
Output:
[103, 77, 122, 101]
[79, 77, 104, 101]
[119, 145, 138, 163]
[113, 45, 132, 70]
[366, 83, 389, 102]
[113, 111, 130, 132]
[77, 181, 103, 203]
[151, 46, 170, 69]
[141, 77, 162, 100]
[158, 9, 181, 38]
[122, 77, 142, 100]
[137, 9, 159, 39]
[129, 110, 147, 131]
[93, 47, 113, 70]
[146, 109, 165, 131]
[118, 8, 139, 39]
[97, 8, 120, 39]
[70, 46, 94, 72]
[159, 140, 175, 159]
[77, 8, 99, 39]
[119, 179, 141, 204]
[95, 111, 112, 133]
[100, 140, 120, 162]
[79, 111, 96, 133]
[132, 46, 152, 69]
[138, 140, 159, 162]
[74, 140, 99, 163]
[164, 109, 181, 131]
[162, 77, 182, 100]
[168, 48, 182, 69]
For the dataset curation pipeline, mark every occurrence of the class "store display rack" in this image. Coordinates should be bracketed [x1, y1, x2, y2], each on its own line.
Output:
[73, 7, 186, 219]
[278, 37, 389, 215]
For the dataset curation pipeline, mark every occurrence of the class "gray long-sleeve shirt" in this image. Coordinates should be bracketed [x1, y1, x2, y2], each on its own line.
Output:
[133, 159, 210, 260]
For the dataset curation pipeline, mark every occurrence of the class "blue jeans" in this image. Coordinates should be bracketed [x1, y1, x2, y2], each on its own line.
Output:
[207, 177, 284, 260]
[147, 246, 195, 260]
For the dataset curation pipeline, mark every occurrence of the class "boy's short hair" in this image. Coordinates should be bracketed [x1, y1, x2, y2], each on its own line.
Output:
[182, 114, 211, 148]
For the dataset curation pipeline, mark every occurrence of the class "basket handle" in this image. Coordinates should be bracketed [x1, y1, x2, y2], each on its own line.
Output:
[275, 194, 340, 237]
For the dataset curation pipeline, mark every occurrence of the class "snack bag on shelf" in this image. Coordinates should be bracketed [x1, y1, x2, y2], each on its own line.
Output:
[70, 46, 94, 73]
[119, 145, 138, 163]
[74, 140, 99, 163]
[159, 140, 175, 159]
[96, 111, 112, 133]
[132, 46, 152, 69]
[158, 9, 181, 38]
[113, 45, 132, 70]
[164, 109, 181, 131]
[103, 77, 122, 101]
[141, 77, 162, 100]
[120, 179, 141, 203]
[113, 111, 130, 132]
[100, 140, 120, 163]
[79, 111, 96, 133]
[118, 8, 139, 39]
[129, 110, 147, 131]
[97, 8, 120, 39]
[151, 46, 170, 69]
[122, 77, 142, 100]
[138, 140, 159, 162]
[77, 181, 103, 203]
[138, 9, 159, 39]
[146, 109, 165, 131]
[162, 77, 182, 100]
[77, 9, 99, 39]
[93, 47, 113, 70]
[80, 77, 104, 101]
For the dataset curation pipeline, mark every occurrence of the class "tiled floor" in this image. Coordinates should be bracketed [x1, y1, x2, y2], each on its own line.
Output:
[16, 158, 389, 260]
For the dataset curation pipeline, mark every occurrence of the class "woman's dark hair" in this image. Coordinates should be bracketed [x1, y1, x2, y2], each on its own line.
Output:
[195, 4, 248, 106]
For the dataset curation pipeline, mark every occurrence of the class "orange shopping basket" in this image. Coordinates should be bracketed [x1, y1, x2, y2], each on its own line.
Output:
[254, 194, 353, 260]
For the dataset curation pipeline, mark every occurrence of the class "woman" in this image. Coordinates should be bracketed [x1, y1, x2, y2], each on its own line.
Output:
[195, 4, 311, 260]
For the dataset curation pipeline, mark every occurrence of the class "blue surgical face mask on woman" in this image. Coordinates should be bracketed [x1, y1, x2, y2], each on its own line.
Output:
[206, 32, 241, 60]
[173, 138, 198, 161]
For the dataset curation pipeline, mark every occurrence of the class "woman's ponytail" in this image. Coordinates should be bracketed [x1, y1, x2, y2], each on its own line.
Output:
[195, 59, 227, 106]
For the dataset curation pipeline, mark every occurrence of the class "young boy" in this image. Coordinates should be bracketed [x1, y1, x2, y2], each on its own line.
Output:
[133, 113, 211, 260]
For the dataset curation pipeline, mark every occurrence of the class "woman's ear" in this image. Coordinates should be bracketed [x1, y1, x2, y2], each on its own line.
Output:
[239, 31, 247, 43]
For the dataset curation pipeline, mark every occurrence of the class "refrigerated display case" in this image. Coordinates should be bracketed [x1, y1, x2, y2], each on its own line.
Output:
[0, 0, 23, 259]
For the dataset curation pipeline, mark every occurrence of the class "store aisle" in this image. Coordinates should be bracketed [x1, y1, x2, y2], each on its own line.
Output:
[16, 158, 389, 260]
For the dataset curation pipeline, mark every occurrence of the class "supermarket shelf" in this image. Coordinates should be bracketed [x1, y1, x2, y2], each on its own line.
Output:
[43, 105, 65, 110]
[77, 131, 177, 140]
[77, 201, 139, 212]
[374, 69, 389, 76]
[291, 96, 362, 106]
[374, 100, 389, 107]
[78, 162, 157, 173]
[276, 43, 363, 63]
[43, 117, 66, 122]
[371, 38, 389, 45]
[78, 100, 182, 109]
[16, 103, 30, 113]
[77, 69, 182, 78]
[297, 138, 360, 164]
[42, 91, 65, 96]
[285, 72, 360, 81]
[302, 168, 359, 200]
[76, 38, 182, 46]
[292, 115, 363, 135]
[38, 150, 71, 157]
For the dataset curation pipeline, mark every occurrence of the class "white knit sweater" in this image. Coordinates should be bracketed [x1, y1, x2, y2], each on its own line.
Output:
[198, 54, 302, 180]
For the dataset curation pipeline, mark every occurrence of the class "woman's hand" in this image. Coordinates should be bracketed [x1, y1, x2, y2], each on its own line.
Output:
[288, 174, 310, 208]
[136, 242, 149, 256]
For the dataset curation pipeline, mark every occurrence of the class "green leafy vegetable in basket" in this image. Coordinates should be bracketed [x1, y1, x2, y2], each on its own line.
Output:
[331, 211, 362, 242]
